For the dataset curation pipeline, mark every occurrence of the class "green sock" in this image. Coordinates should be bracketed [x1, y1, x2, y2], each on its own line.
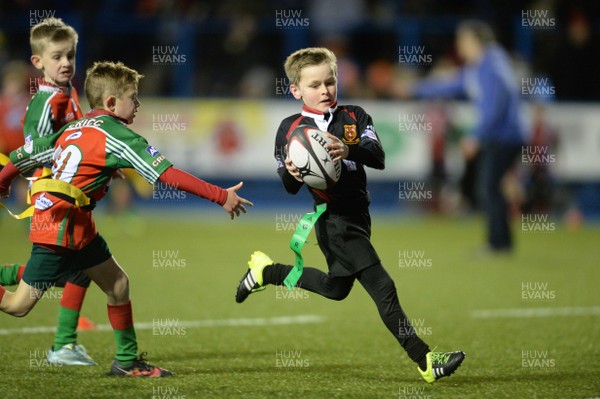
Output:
[0, 264, 21, 286]
[54, 307, 79, 351]
[113, 327, 138, 366]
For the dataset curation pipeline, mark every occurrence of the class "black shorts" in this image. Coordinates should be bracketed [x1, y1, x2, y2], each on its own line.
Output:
[314, 209, 380, 277]
[22, 234, 112, 290]
[53, 270, 92, 289]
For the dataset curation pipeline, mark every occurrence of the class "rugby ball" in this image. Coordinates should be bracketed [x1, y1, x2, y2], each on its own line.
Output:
[287, 125, 341, 190]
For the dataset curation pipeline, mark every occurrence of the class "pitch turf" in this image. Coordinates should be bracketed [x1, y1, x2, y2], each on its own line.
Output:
[0, 211, 598, 399]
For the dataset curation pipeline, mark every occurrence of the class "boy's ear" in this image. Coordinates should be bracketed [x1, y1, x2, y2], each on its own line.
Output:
[290, 83, 303, 100]
[30, 55, 44, 70]
[103, 95, 117, 112]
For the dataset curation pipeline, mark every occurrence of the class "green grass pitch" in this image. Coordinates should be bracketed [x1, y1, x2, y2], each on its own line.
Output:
[0, 211, 598, 398]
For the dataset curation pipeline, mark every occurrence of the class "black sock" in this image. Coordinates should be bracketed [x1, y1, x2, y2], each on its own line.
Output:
[262, 264, 292, 285]
[404, 336, 429, 371]
[263, 263, 354, 300]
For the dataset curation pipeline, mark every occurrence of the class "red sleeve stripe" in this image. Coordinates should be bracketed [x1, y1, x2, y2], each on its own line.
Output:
[285, 116, 305, 140]
[309, 187, 332, 202]
[341, 108, 357, 121]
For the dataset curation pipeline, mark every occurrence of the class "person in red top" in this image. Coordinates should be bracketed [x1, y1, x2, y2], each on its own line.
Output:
[0, 60, 253, 377]
[0, 61, 30, 154]
[0, 61, 30, 215]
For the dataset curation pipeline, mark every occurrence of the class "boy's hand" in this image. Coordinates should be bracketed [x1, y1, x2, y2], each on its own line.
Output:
[325, 133, 349, 162]
[223, 182, 253, 220]
[285, 156, 304, 182]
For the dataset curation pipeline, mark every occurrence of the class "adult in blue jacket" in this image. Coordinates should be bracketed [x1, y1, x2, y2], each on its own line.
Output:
[410, 20, 527, 252]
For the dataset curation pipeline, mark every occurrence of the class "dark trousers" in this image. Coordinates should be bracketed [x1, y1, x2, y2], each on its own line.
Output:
[264, 262, 430, 363]
[477, 143, 521, 250]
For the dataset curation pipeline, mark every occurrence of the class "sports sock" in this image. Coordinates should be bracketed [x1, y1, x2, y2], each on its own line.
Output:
[263, 263, 355, 300]
[53, 282, 87, 351]
[407, 338, 429, 371]
[0, 264, 25, 286]
[107, 301, 138, 366]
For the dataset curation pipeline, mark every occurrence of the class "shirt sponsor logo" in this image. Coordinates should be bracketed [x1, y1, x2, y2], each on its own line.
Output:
[152, 155, 165, 167]
[65, 132, 83, 141]
[34, 193, 54, 210]
[146, 146, 160, 157]
[24, 135, 33, 154]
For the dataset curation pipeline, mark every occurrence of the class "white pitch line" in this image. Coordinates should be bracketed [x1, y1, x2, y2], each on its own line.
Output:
[0, 314, 326, 336]
[471, 306, 600, 319]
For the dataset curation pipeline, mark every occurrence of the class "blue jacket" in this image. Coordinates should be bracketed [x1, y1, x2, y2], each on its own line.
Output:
[413, 44, 526, 145]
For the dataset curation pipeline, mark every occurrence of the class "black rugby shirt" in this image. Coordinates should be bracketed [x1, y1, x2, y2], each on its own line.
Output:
[274, 103, 385, 210]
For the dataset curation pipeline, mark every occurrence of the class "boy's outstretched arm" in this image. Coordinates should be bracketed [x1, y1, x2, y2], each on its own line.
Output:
[158, 166, 252, 219]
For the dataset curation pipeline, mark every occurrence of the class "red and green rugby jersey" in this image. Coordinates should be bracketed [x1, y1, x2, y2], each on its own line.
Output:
[10, 110, 173, 249]
[22, 78, 83, 141]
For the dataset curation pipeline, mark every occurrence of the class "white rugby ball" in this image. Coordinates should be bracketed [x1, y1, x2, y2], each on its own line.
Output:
[287, 125, 342, 190]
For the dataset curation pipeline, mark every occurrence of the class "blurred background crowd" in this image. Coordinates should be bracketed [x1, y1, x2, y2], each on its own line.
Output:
[0, 0, 598, 228]
[0, 0, 598, 99]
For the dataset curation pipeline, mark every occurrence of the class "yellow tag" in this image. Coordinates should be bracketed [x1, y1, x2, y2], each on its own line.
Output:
[0, 152, 9, 166]
[0, 202, 34, 219]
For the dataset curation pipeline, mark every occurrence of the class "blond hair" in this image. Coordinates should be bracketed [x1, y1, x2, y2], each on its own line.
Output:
[284, 47, 337, 86]
[84, 61, 144, 109]
[30, 17, 78, 55]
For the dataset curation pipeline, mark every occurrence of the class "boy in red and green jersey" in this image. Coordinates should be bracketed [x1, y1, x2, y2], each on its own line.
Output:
[0, 60, 252, 377]
[17, 111, 173, 249]
[23, 77, 81, 138]
[0, 17, 95, 366]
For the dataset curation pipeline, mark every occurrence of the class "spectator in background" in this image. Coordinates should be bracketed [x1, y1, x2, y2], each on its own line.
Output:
[523, 100, 557, 215]
[404, 20, 527, 254]
[364, 59, 395, 99]
[319, 35, 363, 99]
[308, 0, 366, 36]
[0, 61, 30, 155]
[0, 60, 31, 210]
[550, 10, 600, 101]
